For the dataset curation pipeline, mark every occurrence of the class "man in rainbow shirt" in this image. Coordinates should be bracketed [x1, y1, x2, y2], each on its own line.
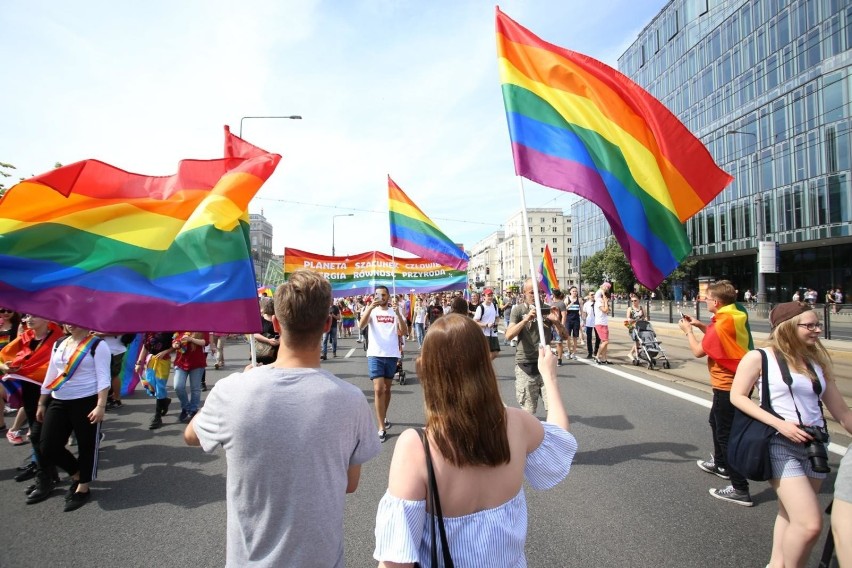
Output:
[679, 280, 754, 506]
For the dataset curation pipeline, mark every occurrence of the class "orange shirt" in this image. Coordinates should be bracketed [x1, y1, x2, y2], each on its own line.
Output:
[708, 357, 735, 391]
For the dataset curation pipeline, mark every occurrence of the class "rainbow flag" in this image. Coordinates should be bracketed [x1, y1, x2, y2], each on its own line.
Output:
[537, 244, 559, 300]
[702, 303, 753, 373]
[120, 334, 143, 397]
[0, 127, 280, 333]
[388, 176, 469, 271]
[496, 9, 732, 289]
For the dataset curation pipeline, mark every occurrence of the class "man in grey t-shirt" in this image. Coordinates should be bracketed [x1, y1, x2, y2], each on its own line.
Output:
[504, 278, 568, 415]
[185, 270, 381, 567]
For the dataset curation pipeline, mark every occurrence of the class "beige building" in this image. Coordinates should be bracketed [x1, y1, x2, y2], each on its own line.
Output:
[468, 208, 576, 294]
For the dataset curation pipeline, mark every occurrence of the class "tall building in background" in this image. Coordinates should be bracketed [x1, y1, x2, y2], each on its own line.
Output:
[572, 0, 851, 300]
[468, 208, 575, 293]
[249, 211, 273, 283]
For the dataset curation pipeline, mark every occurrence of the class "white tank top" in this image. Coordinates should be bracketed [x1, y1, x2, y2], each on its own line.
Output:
[760, 349, 826, 427]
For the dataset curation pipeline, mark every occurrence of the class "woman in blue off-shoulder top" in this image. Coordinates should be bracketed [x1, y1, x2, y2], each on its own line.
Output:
[374, 314, 577, 568]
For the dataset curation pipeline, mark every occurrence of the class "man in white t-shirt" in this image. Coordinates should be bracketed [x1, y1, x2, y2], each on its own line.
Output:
[594, 282, 612, 364]
[358, 285, 408, 443]
[473, 288, 501, 361]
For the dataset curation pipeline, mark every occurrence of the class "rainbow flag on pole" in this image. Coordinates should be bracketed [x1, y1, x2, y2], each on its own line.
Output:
[496, 9, 732, 289]
[388, 176, 469, 271]
[0, 127, 280, 333]
[537, 244, 559, 301]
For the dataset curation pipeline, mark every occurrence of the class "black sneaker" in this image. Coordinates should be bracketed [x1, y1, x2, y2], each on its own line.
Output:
[64, 490, 91, 512]
[383, 418, 391, 429]
[378, 430, 387, 443]
[178, 409, 189, 423]
[696, 457, 730, 479]
[709, 486, 753, 507]
[14, 462, 37, 482]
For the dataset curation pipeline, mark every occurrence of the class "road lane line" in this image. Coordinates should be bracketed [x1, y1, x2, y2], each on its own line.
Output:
[577, 359, 847, 457]
[345, 348, 355, 358]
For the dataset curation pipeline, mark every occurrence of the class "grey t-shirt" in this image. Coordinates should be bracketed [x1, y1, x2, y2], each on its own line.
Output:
[510, 302, 553, 364]
[193, 365, 381, 567]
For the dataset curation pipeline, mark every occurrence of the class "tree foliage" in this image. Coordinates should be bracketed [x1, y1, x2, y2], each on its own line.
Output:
[581, 236, 697, 297]
[0, 161, 16, 196]
[580, 238, 635, 293]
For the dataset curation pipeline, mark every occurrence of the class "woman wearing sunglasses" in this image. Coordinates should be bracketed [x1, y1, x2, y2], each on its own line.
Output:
[731, 302, 852, 568]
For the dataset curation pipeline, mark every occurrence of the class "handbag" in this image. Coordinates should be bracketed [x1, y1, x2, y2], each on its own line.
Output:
[415, 429, 455, 568]
[727, 349, 780, 482]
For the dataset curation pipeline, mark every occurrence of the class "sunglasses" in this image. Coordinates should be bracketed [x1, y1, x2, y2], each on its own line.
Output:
[0, 309, 13, 314]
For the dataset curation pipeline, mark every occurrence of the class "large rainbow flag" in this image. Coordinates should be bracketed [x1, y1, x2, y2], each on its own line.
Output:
[702, 303, 753, 373]
[496, 9, 732, 289]
[0, 127, 280, 333]
[537, 244, 559, 300]
[388, 176, 469, 271]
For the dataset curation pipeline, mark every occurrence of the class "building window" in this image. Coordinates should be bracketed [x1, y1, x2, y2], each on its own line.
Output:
[552, 238, 557, 243]
[553, 248, 558, 253]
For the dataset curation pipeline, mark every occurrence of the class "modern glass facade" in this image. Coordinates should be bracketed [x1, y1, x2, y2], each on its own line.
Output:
[572, 0, 852, 300]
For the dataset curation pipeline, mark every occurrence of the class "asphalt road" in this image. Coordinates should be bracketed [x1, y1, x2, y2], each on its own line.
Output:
[1, 335, 848, 568]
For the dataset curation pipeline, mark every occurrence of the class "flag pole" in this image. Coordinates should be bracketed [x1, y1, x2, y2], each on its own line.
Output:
[516, 177, 546, 346]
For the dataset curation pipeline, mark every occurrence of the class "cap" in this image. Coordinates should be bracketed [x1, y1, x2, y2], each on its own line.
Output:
[769, 301, 811, 329]
[483, 288, 494, 295]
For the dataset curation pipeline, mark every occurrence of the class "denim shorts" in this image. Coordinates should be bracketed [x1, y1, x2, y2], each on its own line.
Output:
[368, 356, 398, 380]
[769, 434, 827, 480]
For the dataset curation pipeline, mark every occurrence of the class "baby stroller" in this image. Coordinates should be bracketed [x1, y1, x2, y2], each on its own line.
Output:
[631, 320, 670, 370]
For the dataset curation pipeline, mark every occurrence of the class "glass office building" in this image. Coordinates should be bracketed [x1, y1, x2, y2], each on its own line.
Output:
[572, 0, 852, 300]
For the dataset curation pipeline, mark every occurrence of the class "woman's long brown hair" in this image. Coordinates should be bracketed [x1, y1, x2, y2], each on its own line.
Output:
[417, 314, 510, 467]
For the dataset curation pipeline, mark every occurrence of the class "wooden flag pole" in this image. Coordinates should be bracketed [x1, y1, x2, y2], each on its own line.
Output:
[516, 177, 546, 346]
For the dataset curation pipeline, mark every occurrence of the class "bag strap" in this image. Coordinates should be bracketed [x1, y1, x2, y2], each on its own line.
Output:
[774, 350, 827, 429]
[417, 429, 454, 568]
[44, 335, 101, 392]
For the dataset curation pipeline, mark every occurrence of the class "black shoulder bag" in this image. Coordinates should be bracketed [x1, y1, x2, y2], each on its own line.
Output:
[416, 429, 455, 568]
[727, 349, 781, 481]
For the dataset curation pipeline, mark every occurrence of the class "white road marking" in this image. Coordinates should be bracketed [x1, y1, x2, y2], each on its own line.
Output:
[577, 358, 847, 457]
[345, 348, 356, 358]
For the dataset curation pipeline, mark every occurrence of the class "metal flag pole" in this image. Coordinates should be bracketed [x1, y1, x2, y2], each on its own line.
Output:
[516, 177, 546, 345]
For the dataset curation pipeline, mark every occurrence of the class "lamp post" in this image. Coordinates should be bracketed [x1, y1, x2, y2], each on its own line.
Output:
[726, 129, 766, 305]
[239, 115, 302, 137]
[332, 214, 354, 256]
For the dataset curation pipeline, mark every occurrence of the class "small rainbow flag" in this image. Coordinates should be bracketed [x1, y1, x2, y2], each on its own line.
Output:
[702, 303, 753, 373]
[44, 335, 101, 391]
[0, 127, 280, 333]
[496, 9, 732, 289]
[537, 244, 559, 301]
[388, 176, 469, 271]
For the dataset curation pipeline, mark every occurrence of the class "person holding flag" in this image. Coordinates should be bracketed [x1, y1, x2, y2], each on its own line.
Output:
[679, 280, 754, 506]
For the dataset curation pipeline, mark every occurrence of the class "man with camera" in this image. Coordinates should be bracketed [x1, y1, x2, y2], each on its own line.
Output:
[473, 288, 501, 361]
[505, 279, 569, 415]
[184, 270, 380, 566]
[679, 280, 755, 506]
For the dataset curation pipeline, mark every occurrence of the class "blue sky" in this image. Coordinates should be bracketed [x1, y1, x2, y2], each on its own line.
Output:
[1, 0, 663, 258]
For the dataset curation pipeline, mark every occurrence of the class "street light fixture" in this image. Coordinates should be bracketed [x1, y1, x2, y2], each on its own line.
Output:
[239, 115, 303, 137]
[726, 129, 767, 305]
[332, 214, 354, 256]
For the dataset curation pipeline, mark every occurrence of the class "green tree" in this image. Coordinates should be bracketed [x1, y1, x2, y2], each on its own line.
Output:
[0, 162, 16, 196]
[580, 238, 635, 292]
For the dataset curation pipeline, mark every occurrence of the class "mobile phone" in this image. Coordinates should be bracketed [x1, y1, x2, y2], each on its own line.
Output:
[680, 311, 691, 321]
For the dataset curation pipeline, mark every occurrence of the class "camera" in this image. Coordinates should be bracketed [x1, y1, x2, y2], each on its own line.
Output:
[799, 425, 831, 474]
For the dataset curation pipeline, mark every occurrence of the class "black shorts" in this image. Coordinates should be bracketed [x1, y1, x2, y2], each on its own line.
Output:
[565, 319, 581, 337]
[110, 353, 124, 378]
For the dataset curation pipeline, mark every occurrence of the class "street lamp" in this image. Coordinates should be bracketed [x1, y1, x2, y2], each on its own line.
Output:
[332, 214, 354, 256]
[239, 115, 302, 137]
[726, 129, 767, 305]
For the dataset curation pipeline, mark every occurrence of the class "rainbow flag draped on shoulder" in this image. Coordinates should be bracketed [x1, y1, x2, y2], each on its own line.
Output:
[537, 244, 559, 300]
[0, 127, 280, 333]
[388, 176, 469, 271]
[702, 303, 753, 373]
[496, 9, 732, 289]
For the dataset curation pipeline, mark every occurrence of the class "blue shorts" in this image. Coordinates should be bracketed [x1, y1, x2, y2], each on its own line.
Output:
[368, 356, 399, 380]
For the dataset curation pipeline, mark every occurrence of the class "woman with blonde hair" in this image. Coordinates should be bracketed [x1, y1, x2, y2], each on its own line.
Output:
[731, 302, 852, 568]
[373, 314, 576, 567]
